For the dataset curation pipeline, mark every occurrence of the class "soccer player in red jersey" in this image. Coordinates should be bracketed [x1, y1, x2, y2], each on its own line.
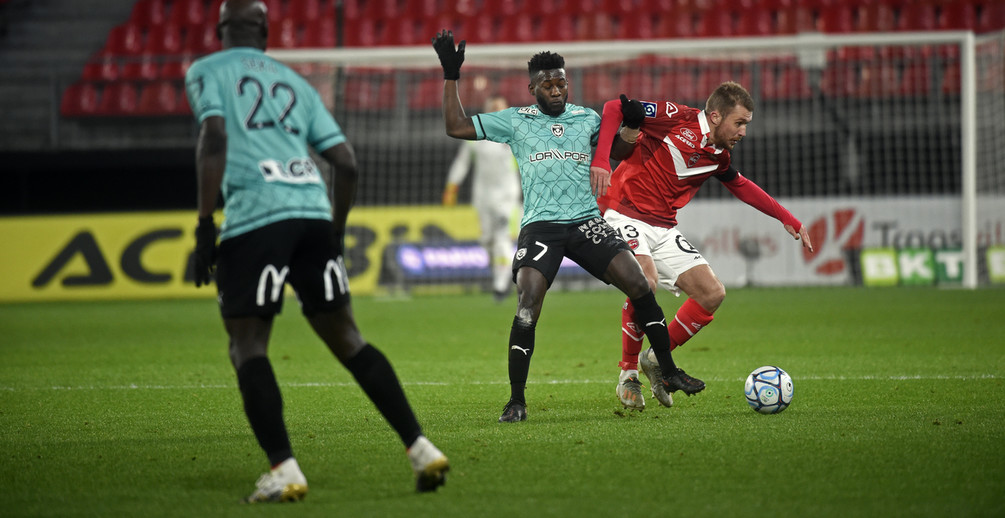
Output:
[589, 83, 814, 410]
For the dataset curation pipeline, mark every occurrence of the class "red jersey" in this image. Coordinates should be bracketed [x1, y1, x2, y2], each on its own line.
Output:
[592, 98, 800, 231]
[597, 100, 731, 228]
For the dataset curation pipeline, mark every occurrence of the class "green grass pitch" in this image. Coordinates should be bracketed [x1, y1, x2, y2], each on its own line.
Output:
[2, 287, 1003, 517]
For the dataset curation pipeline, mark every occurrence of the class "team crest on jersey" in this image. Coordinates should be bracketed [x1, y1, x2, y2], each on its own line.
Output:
[688, 153, 701, 167]
[627, 238, 639, 250]
[518, 106, 539, 115]
[641, 101, 657, 117]
[551, 123, 565, 137]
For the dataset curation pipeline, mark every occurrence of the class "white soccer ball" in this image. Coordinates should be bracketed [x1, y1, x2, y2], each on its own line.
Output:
[744, 365, 794, 414]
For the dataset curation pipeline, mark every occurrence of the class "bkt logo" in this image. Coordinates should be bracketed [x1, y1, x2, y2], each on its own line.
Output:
[641, 101, 657, 117]
[804, 208, 864, 275]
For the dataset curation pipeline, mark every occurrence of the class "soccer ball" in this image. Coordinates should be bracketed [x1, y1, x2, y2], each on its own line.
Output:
[744, 366, 794, 414]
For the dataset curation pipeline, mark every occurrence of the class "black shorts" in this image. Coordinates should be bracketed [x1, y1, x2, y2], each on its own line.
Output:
[513, 217, 632, 286]
[215, 219, 350, 318]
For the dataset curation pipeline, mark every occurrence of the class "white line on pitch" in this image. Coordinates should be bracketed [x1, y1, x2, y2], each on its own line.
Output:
[0, 373, 999, 392]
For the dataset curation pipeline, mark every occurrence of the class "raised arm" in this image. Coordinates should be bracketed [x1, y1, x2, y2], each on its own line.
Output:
[432, 30, 477, 140]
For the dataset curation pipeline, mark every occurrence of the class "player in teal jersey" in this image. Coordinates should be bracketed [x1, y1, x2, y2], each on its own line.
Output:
[432, 30, 705, 423]
[186, 0, 448, 502]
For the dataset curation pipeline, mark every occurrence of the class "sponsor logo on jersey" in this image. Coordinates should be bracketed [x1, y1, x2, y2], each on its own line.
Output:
[551, 123, 565, 137]
[674, 133, 697, 149]
[680, 128, 698, 141]
[570, 109, 585, 115]
[641, 101, 658, 117]
[527, 149, 590, 163]
[518, 106, 540, 115]
[515, 247, 527, 260]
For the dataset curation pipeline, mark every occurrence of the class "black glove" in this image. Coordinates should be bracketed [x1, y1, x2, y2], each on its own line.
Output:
[432, 30, 465, 80]
[620, 94, 645, 129]
[194, 216, 218, 287]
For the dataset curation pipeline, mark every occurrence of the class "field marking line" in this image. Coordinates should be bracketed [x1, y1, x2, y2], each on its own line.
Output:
[0, 374, 999, 392]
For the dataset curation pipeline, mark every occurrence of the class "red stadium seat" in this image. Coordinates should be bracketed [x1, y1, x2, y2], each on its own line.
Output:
[343, 17, 380, 47]
[385, 16, 423, 46]
[577, 12, 616, 40]
[121, 54, 161, 81]
[939, 1, 976, 30]
[302, 16, 336, 47]
[147, 22, 183, 55]
[578, 69, 617, 105]
[97, 81, 139, 116]
[60, 82, 100, 117]
[286, 0, 324, 24]
[979, 1, 1005, 32]
[774, 4, 814, 34]
[899, 60, 932, 97]
[268, 16, 300, 48]
[169, 0, 206, 27]
[856, 2, 895, 32]
[735, 7, 773, 36]
[159, 53, 194, 80]
[129, 0, 167, 27]
[343, 73, 395, 110]
[81, 51, 120, 82]
[137, 80, 180, 115]
[485, 0, 526, 17]
[896, 1, 936, 31]
[408, 77, 442, 110]
[183, 23, 221, 55]
[941, 62, 960, 95]
[818, 5, 853, 33]
[105, 22, 144, 57]
[498, 13, 537, 43]
[698, 7, 734, 37]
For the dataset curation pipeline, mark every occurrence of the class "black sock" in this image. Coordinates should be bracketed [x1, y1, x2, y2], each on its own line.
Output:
[344, 344, 422, 447]
[507, 316, 536, 404]
[631, 291, 678, 376]
[236, 357, 293, 466]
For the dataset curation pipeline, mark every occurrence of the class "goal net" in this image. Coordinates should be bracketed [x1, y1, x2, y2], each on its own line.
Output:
[271, 31, 1005, 291]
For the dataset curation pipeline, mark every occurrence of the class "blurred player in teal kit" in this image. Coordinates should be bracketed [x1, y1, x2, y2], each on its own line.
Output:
[432, 30, 705, 423]
[185, 0, 448, 502]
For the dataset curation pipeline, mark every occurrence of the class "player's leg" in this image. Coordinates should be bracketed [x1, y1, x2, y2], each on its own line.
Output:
[499, 223, 563, 423]
[293, 220, 448, 491]
[483, 208, 514, 301]
[217, 223, 309, 503]
[668, 264, 723, 348]
[604, 251, 705, 396]
[616, 254, 658, 409]
[500, 266, 548, 422]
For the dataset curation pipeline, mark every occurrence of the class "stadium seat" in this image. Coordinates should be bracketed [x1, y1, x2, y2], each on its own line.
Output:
[898, 60, 932, 97]
[760, 62, 812, 100]
[343, 72, 395, 110]
[485, 0, 526, 18]
[408, 77, 442, 110]
[615, 68, 659, 102]
[698, 7, 734, 37]
[978, 1, 1005, 32]
[498, 13, 537, 43]
[169, 0, 207, 27]
[406, 0, 441, 20]
[129, 0, 167, 27]
[940, 61, 960, 95]
[97, 81, 139, 115]
[146, 22, 183, 55]
[183, 22, 222, 55]
[301, 16, 336, 47]
[854, 62, 899, 98]
[286, 0, 325, 24]
[896, 1, 936, 31]
[660, 68, 703, 103]
[664, 11, 699, 38]
[105, 22, 144, 57]
[855, 2, 895, 32]
[578, 69, 617, 105]
[939, 1, 976, 30]
[576, 12, 616, 40]
[159, 53, 194, 80]
[818, 5, 854, 33]
[81, 51, 120, 82]
[137, 80, 180, 115]
[462, 14, 499, 43]
[497, 75, 531, 104]
[60, 82, 100, 117]
[268, 16, 300, 48]
[735, 7, 773, 36]
[120, 53, 161, 81]
[385, 16, 423, 46]
[774, 4, 814, 34]
[343, 17, 380, 47]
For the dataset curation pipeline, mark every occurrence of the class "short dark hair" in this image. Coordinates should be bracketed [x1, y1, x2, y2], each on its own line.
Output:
[528, 51, 565, 76]
[706, 81, 754, 116]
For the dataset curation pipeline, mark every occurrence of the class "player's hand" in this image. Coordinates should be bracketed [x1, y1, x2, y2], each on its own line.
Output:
[194, 216, 218, 287]
[442, 183, 459, 206]
[785, 224, 814, 253]
[590, 166, 611, 198]
[432, 30, 465, 80]
[620, 94, 645, 129]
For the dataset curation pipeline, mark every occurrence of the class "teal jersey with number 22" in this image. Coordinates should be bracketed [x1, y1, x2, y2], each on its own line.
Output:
[474, 104, 602, 227]
[185, 47, 346, 241]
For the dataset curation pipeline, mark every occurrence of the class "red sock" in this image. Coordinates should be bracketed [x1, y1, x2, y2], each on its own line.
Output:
[667, 298, 715, 349]
[619, 298, 644, 370]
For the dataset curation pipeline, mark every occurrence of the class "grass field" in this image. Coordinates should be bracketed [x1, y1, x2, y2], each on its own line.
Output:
[2, 287, 1004, 517]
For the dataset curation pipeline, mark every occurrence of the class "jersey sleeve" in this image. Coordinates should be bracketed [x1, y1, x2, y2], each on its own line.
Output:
[473, 108, 516, 143]
[720, 170, 802, 229]
[305, 87, 346, 153]
[184, 59, 224, 123]
[590, 99, 623, 172]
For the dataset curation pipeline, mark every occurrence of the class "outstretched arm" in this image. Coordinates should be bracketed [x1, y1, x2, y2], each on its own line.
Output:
[590, 95, 645, 197]
[721, 170, 814, 253]
[433, 30, 477, 140]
